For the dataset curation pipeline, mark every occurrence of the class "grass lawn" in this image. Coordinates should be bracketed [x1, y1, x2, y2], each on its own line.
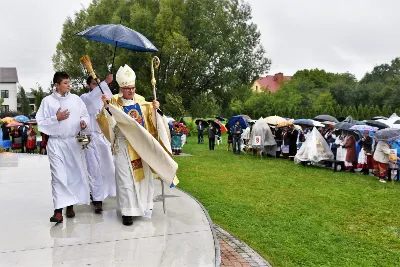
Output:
[175, 135, 400, 267]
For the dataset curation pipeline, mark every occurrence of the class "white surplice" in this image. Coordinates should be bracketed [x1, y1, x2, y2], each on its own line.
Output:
[80, 81, 116, 201]
[36, 91, 90, 209]
[105, 98, 154, 217]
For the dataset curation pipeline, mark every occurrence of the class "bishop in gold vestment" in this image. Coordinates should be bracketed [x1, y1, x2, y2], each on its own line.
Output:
[97, 65, 178, 226]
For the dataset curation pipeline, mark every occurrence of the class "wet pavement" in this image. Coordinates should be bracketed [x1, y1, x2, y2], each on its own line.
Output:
[0, 153, 216, 267]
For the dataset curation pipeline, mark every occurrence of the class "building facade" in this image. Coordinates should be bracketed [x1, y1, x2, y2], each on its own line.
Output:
[0, 68, 18, 112]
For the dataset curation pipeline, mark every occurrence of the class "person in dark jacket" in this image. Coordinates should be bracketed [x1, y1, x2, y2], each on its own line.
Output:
[18, 124, 28, 153]
[230, 121, 243, 155]
[208, 124, 216, 150]
[359, 130, 374, 175]
[197, 121, 204, 144]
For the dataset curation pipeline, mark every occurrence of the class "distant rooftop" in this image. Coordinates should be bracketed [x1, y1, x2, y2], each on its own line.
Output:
[0, 68, 18, 83]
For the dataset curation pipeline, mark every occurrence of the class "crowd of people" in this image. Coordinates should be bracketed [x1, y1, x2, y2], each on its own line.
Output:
[197, 116, 400, 184]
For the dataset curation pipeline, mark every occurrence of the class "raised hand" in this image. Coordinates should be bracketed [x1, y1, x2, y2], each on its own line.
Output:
[56, 108, 70, 121]
[152, 100, 160, 109]
[101, 94, 109, 108]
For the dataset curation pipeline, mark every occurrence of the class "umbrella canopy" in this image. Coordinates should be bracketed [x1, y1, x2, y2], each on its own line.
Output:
[226, 116, 248, 129]
[322, 121, 335, 126]
[276, 121, 293, 128]
[293, 119, 314, 126]
[14, 115, 29, 123]
[372, 116, 388, 121]
[6, 121, 23, 128]
[1, 117, 15, 124]
[350, 125, 378, 132]
[215, 116, 226, 121]
[195, 119, 209, 127]
[335, 122, 353, 131]
[374, 128, 400, 141]
[238, 114, 251, 121]
[264, 116, 286, 125]
[76, 24, 158, 52]
[312, 120, 325, 127]
[365, 120, 389, 129]
[214, 121, 227, 133]
[314, 114, 339, 123]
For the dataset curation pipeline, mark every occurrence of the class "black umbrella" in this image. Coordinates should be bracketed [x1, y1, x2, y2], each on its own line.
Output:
[365, 120, 389, 129]
[215, 116, 226, 121]
[208, 120, 221, 129]
[374, 128, 400, 141]
[195, 119, 209, 127]
[314, 114, 339, 123]
[335, 122, 353, 131]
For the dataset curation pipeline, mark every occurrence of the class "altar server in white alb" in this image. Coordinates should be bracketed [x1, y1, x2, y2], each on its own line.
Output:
[80, 74, 116, 214]
[36, 71, 90, 224]
[97, 65, 179, 226]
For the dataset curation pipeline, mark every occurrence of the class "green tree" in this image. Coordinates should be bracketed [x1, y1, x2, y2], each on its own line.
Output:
[372, 105, 382, 117]
[382, 105, 393, 117]
[357, 104, 364, 120]
[31, 85, 46, 111]
[163, 93, 185, 119]
[364, 105, 371, 120]
[341, 106, 349, 117]
[53, 0, 271, 116]
[18, 86, 30, 116]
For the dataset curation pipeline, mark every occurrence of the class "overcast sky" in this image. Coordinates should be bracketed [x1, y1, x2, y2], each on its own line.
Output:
[1, 0, 399, 91]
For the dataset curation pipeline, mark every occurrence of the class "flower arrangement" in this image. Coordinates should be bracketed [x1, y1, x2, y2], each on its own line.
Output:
[172, 122, 189, 135]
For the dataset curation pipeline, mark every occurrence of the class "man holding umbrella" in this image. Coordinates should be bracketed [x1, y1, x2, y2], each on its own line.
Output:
[197, 120, 205, 144]
[80, 74, 116, 214]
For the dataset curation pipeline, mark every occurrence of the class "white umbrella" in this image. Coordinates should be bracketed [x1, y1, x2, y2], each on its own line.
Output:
[264, 116, 287, 125]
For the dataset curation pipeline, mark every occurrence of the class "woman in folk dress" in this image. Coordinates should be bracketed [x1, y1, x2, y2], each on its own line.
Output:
[26, 124, 37, 153]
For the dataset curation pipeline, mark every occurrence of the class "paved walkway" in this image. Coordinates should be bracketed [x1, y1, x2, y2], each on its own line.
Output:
[0, 153, 216, 267]
[215, 226, 272, 267]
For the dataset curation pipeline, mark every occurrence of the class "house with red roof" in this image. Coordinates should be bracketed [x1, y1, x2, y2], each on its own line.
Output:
[251, 73, 292, 93]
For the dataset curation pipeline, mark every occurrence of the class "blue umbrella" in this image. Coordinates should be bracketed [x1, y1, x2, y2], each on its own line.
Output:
[76, 24, 158, 72]
[14, 115, 29, 123]
[226, 116, 248, 129]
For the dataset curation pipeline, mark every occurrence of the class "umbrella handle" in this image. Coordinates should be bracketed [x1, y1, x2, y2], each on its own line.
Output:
[110, 41, 118, 74]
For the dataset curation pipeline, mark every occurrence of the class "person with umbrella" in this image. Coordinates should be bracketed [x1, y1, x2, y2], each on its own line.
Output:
[344, 130, 357, 172]
[36, 71, 91, 224]
[358, 130, 374, 175]
[98, 64, 177, 226]
[230, 120, 243, 154]
[79, 74, 116, 214]
[372, 128, 400, 183]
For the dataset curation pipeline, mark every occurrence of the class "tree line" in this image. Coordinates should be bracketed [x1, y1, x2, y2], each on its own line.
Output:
[230, 58, 400, 120]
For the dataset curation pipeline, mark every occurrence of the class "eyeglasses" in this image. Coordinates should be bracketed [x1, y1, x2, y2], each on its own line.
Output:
[122, 87, 135, 91]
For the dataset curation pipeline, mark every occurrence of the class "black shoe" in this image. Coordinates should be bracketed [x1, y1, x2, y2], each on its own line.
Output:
[94, 201, 103, 214]
[122, 216, 133, 226]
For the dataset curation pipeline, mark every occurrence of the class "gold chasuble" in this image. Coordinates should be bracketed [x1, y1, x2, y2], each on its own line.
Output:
[96, 94, 179, 187]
